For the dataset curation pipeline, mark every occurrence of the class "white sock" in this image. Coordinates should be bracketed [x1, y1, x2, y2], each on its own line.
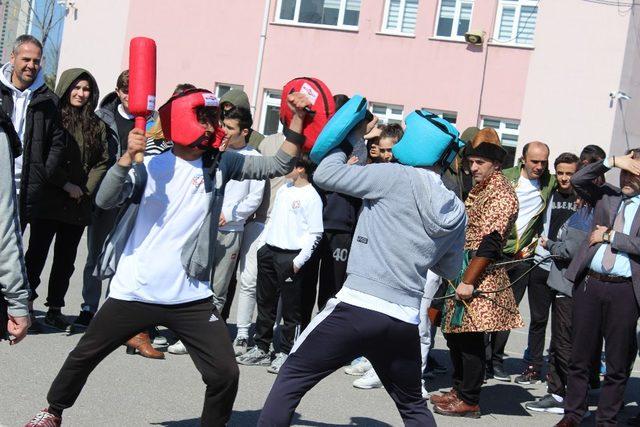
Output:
[551, 394, 563, 403]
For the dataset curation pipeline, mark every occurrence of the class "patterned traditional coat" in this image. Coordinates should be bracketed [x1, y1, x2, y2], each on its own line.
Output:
[442, 171, 524, 333]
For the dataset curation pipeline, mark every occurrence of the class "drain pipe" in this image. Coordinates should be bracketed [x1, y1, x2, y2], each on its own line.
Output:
[251, 0, 271, 116]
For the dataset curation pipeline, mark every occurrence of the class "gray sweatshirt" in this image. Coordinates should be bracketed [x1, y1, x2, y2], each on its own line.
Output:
[314, 150, 467, 310]
[0, 131, 29, 317]
[95, 148, 295, 282]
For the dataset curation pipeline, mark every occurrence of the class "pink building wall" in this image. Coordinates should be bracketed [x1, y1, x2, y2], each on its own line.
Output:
[58, 0, 532, 139]
[518, 0, 638, 172]
[57, 0, 132, 99]
[117, 0, 530, 132]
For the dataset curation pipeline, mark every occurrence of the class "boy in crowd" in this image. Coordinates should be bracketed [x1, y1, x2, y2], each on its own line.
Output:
[220, 89, 265, 149]
[516, 153, 579, 385]
[237, 154, 323, 374]
[169, 106, 265, 355]
[365, 123, 403, 164]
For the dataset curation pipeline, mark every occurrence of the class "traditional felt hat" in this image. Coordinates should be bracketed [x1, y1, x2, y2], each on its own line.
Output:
[463, 127, 507, 163]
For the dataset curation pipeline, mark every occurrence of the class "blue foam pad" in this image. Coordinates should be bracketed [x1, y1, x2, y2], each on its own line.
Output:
[392, 110, 465, 168]
[310, 94, 367, 164]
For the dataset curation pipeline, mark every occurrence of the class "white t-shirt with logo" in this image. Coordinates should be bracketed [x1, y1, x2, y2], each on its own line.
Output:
[515, 175, 543, 240]
[109, 151, 213, 305]
[264, 182, 324, 250]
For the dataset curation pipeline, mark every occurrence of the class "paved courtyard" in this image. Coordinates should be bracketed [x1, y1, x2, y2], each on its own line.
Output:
[2, 231, 640, 426]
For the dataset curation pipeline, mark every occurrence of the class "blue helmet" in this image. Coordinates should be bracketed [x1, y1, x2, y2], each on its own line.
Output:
[392, 110, 465, 169]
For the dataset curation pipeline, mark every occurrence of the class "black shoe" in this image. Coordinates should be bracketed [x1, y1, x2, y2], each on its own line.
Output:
[426, 354, 448, 375]
[70, 311, 94, 333]
[44, 310, 71, 332]
[492, 365, 511, 382]
[525, 394, 564, 414]
[515, 365, 543, 385]
[628, 412, 640, 426]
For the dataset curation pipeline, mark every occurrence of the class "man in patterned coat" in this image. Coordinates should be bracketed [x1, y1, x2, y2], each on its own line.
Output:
[431, 128, 523, 418]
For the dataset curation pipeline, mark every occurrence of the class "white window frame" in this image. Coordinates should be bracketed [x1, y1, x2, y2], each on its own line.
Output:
[259, 90, 283, 136]
[370, 102, 404, 124]
[214, 83, 244, 99]
[433, 0, 474, 41]
[492, 0, 538, 47]
[426, 108, 458, 124]
[275, 0, 361, 30]
[481, 117, 519, 142]
[481, 117, 519, 166]
[381, 0, 419, 36]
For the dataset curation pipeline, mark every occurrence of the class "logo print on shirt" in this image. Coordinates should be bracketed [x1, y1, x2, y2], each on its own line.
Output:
[209, 313, 218, 322]
[357, 236, 368, 244]
[292, 200, 301, 209]
[192, 175, 205, 193]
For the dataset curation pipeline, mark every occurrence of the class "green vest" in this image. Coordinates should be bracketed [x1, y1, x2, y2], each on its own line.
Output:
[502, 163, 556, 256]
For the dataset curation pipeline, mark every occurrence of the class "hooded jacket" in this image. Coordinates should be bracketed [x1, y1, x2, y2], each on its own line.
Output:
[0, 62, 67, 227]
[220, 89, 265, 149]
[96, 90, 158, 164]
[50, 68, 109, 225]
[314, 149, 467, 310]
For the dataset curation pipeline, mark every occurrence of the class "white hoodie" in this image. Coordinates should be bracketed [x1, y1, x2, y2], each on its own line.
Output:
[0, 62, 45, 192]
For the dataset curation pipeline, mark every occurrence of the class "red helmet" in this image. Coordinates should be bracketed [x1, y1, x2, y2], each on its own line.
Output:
[159, 89, 226, 150]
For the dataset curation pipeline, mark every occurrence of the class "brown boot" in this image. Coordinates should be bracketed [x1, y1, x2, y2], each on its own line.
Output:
[434, 396, 481, 419]
[430, 389, 457, 406]
[125, 332, 165, 359]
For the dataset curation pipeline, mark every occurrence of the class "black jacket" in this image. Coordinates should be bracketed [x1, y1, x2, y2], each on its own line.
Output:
[51, 68, 109, 225]
[0, 76, 67, 228]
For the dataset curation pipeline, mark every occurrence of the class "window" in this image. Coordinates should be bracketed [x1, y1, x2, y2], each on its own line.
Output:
[482, 117, 520, 167]
[277, 0, 361, 29]
[382, 0, 419, 35]
[214, 83, 244, 99]
[426, 109, 458, 124]
[371, 103, 404, 124]
[494, 0, 538, 46]
[259, 90, 283, 136]
[435, 0, 473, 39]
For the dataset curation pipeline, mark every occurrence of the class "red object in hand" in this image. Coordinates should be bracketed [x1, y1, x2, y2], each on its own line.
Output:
[129, 37, 157, 162]
[280, 77, 335, 152]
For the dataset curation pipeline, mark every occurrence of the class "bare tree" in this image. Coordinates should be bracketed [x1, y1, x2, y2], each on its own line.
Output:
[2, 0, 66, 69]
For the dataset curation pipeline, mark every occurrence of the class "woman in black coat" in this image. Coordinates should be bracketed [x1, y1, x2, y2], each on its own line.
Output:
[26, 68, 108, 332]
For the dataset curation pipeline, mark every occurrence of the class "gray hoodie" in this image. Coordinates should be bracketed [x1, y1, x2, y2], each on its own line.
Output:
[313, 149, 467, 310]
[0, 131, 29, 317]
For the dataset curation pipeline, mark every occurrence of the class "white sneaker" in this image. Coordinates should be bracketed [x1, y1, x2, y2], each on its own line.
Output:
[168, 340, 188, 355]
[353, 368, 382, 389]
[344, 357, 372, 376]
[267, 352, 288, 374]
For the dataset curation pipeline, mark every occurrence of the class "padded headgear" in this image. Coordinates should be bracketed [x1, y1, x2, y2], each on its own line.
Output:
[280, 77, 336, 152]
[159, 89, 225, 150]
[392, 110, 465, 169]
[310, 94, 367, 164]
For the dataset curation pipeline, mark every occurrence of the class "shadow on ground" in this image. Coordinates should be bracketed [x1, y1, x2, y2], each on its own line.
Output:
[149, 411, 395, 426]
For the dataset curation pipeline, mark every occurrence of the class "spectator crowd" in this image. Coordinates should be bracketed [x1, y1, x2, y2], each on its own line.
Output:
[1, 34, 640, 427]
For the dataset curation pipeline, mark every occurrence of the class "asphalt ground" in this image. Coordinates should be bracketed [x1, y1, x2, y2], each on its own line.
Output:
[2, 230, 640, 426]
